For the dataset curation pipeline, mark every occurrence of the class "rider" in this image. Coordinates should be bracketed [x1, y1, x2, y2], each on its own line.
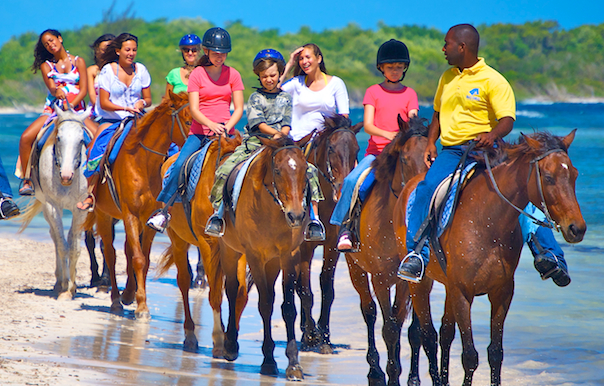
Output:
[165, 34, 201, 95]
[330, 39, 419, 251]
[204, 49, 326, 240]
[396, 24, 571, 287]
[146, 27, 244, 232]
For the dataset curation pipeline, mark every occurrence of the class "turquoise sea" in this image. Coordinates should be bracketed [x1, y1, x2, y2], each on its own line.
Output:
[1, 103, 603, 384]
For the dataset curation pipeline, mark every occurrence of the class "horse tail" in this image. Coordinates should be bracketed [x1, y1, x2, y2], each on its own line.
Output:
[395, 277, 414, 323]
[83, 211, 96, 233]
[206, 239, 225, 313]
[156, 244, 175, 277]
[16, 199, 43, 233]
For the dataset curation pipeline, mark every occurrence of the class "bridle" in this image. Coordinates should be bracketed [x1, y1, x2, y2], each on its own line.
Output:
[53, 118, 90, 170]
[140, 102, 190, 157]
[309, 128, 357, 198]
[264, 145, 309, 213]
[483, 148, 563, 231]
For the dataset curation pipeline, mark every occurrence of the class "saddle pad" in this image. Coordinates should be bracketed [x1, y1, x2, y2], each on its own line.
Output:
[429, 162, 477, 237]
[84, 120, 132, 177]
[36, 121, 56, 151]
[230, 147, 265, 212]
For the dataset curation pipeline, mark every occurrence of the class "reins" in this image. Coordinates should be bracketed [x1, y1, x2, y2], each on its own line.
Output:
[483, 148, 562, 230]
[140, 103, 190, 158]
[310, 128, 356, 197]
[263, 145, 308, 213]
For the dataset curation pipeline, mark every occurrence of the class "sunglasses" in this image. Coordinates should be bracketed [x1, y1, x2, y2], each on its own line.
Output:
[182, 48, 199, 53]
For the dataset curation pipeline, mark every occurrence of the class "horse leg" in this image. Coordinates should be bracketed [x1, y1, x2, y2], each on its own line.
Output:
[42, 203, 70, 298]
[295, 244, 321, 352]
[192, 247, 207, 289]
[85, 230, 102, 287]
[206, 239, 226, 358]
[407, 312, 422, 386]
[282, 249, 304, 381]
[65, 211, 85, 298]
[372, 277, 402, 386]
[317, 241, 340, 353]
[166, 228, 197, 352]
[222, 245, 242, 361]
[487, 283, 514, 386]
[132, 226, 155, 320]
[120, 235, 136, 305]
[450, 287, 478, 386]
[98, 221, 116, 288]
[439, 292, 457, 386]
[96, 212, 122, 313]
[346, 257, 386, 386]
[409, 278, 441, 386]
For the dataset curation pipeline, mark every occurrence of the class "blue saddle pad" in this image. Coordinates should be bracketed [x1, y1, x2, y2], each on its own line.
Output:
[230, 148, 264, 212]
[161, 139, 213, 203]
[84, 121, 133, 177]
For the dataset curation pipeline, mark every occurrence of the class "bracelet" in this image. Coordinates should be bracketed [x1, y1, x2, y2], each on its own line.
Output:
[141, 100, 148, 107]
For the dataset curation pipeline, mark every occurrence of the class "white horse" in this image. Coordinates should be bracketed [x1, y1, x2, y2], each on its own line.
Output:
[19, 106, 92, 300]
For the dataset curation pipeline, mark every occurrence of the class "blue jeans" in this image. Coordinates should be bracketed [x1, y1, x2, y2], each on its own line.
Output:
[520, 203, 564, 258]
[330, 155, 375, 226]
[0, 156, 14, 198]
[157, 134, 207, 204]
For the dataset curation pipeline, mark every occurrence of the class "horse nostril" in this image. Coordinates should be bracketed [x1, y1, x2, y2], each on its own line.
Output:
[287, 212, 296, 224]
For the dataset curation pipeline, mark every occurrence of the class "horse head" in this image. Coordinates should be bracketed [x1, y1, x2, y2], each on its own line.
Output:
[53, 105, 91, 186]
[259, 136, 308, 228]
[522, 130, 586, 243]
[166, 89, 192, 146]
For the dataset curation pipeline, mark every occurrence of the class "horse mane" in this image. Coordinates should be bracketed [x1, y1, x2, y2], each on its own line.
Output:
[372, 116, 429, 182]
[311, 114, 352, 149]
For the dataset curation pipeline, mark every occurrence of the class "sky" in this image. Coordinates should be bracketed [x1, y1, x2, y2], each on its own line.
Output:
[1, 0, 604, 47]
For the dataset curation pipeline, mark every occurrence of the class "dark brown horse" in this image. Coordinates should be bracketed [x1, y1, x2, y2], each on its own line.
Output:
[345, 116, 429, 386]
[294, 115, 362, 353]
[218, 137, 310, 380]
[86, 90, 190, 318]
[393, 131, 586, 386]
[157, 133, 247, 356]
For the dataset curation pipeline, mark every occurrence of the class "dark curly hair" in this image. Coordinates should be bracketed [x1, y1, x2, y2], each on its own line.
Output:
[31, 29, 62, 73]
[90, 34, 115, 67]
[98, 33, 138, 69]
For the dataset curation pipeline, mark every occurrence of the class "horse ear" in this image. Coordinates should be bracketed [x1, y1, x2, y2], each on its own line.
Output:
[521, 132, 542, 150]
[562, 128, 577, 149]
[296, 131, 314, 148]
[397, 114, 409, 134]
[351, 122, 363, 134]
[54, 104, 65, 120]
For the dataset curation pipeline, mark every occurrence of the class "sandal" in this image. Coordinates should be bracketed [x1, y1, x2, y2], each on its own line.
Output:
[19, 179, 34, 196]
[76, 193, 96, 212]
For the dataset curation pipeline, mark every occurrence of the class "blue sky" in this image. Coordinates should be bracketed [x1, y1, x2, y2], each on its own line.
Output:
[1, 0, 603, 47]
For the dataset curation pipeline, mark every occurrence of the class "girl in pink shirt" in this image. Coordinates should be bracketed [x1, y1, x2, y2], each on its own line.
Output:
[147, 27, 244, 232]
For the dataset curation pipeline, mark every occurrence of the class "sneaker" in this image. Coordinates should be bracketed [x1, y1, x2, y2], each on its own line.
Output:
[304, 219, 326, 242]
[397, 251, 425, 283]
[0, 197, 20, 219]
[337, 231, 353, 252]
[146, 209, 170, 233]
[204, 215, 225, 237]
[534, 251, 571, 287]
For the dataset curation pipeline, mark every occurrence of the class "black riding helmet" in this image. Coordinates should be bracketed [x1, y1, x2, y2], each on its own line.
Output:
[376, 39, 410, 82]
[202, 27, 231, 53]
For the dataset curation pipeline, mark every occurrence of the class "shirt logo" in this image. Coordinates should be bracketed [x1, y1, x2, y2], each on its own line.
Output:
[467, 88, 480, 101]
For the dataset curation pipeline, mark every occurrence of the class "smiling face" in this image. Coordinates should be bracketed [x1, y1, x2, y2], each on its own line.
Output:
[204, 48, 228, 67]
[41, 33, 63, 55]
[258, 63, 280, 92]
[380, 62, 407, 82]
[181, 45, 200, 65]
[298, 47, 321, 75]
[117, 40, 138, 66]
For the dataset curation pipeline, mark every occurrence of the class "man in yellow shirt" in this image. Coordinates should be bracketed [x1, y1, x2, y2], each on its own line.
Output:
[397, 24, 570, 286]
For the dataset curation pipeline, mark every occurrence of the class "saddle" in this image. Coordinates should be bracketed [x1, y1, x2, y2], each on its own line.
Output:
[341, 167, 376, 253]
[223, 147, 265, 221]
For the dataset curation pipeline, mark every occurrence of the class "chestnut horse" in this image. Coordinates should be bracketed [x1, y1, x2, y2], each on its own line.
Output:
[157, 133, 247, 356]
[393, 131, 586, 386]
[295, 115, 361, 353]
[86, 90, 190, 318]
[218, 137, 310, 380]
[345, 116, 429, 386]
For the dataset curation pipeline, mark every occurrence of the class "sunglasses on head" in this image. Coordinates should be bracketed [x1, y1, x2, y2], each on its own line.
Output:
[182, 47, 199, 53]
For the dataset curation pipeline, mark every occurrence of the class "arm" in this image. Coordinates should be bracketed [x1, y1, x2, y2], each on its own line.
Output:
[363, 104, 397, 141]
[257, 123, 287, 138]
[133, 87, 152, 112]
[279, 47, 303, 86]
[224, 89, 244, 133]
[87, 65, 97, 106]
[334, 77, 350, 118]
[424, 111, 441, 168]
[70, 57, 88, 107]
[474, 116, 514, 148]
[99, 88, 138, 114]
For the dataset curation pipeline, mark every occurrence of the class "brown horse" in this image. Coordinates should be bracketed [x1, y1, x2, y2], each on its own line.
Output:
[344, 116, 429, 386]
[393, 131, 586, 386]
[294, 115, 362, 353]
[156, 133, 247, 356]
[86, 90, 191, 319]
[218, 137, 310, 380]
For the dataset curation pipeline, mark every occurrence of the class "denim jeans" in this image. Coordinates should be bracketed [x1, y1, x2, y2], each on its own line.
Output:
[157, 134, 207, 204]
[329, 154, 375, 226]
[0, 156, 14, 198]
[520, 203, 564, 257]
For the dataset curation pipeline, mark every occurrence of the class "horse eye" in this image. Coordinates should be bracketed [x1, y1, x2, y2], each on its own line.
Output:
[544, 174, 555, 185]
[185, 121, 192, 126]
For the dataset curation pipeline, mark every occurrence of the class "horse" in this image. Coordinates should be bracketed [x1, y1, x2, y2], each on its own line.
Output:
[344, 115, 429, 386]
[86, 90, 190, 318]
[218, 137, 310, 380]
[157, 133, 246, 356]
[294, 115, 361, 353]
[19, 105, 92, 300]
[393, 131, 586, 386]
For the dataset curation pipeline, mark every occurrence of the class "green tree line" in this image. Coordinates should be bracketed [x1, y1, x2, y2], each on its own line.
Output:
[1, 17, 603, 107]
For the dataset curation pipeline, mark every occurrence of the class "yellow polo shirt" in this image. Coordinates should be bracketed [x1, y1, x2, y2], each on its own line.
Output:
[433, 58, 516, 146]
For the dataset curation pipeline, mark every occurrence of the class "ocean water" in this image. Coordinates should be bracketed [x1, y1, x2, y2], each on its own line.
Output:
[1, 104, 603, 384]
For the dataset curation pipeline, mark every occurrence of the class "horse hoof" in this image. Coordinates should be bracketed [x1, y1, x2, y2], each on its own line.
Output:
[260, 362, 279, 376]
[57, 291, 73, 301]
[224, 340, 239, 361]
[212, 347, 224, 359]
[90, 276, 102, 288]
[120, 292, 135, 305]
[319, 343, 335, 355]
[135, 311, 151, 321]
[368, 369, 387, 386]
[183, 335, 198, 353]
[110, 301, 124, 314]
[286, 364, 304, 381]
[407, 375, 420, 386]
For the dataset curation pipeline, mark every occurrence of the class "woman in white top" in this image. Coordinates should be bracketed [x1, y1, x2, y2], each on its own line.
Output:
[281, 43, 350, 141]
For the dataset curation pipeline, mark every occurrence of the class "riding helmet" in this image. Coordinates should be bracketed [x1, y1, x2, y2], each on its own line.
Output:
[376, 39, 410, 66]
[179, 34, 201, 47]
[253, 49, 285, 68]
[202, 27, 231, 53]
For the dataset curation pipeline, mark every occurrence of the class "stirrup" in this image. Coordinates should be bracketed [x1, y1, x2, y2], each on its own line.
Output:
[204, 214, 225, 237]
[19, 179, 34, 196]
[304, 219, 326, 242]
[146, 209, 170, 233]
[77, 193, 96, 212]
[0, 197, 20, 219]
[397, 251, 425, 284]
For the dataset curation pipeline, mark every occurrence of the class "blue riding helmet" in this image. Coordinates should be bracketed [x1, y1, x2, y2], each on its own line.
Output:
[179, 34, 201, 47]
[202, 27, 231, 53]
[253, 49, 285, 68]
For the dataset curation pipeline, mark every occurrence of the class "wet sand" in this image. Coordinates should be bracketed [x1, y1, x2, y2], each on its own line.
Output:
[0, 229, 602, 385]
